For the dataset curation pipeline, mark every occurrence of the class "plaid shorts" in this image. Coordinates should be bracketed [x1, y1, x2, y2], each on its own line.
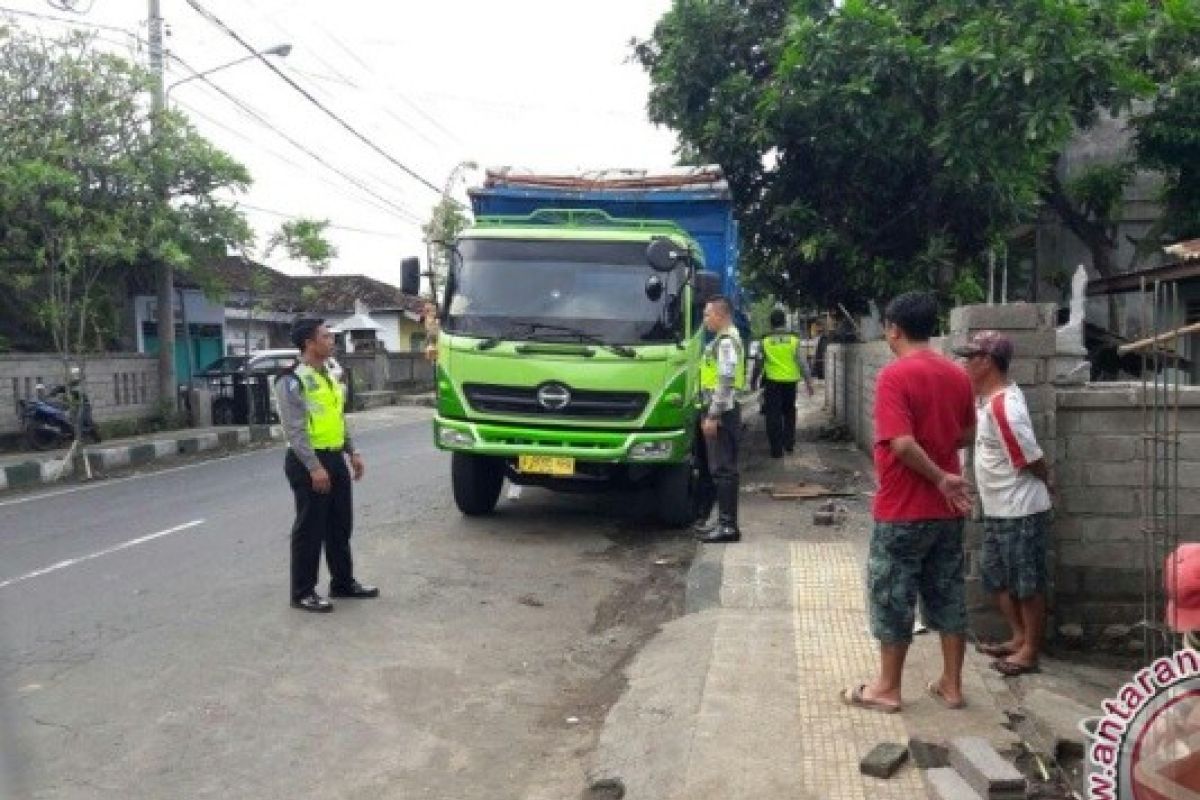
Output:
[868, 519, 967, 644]
[981, 511, 1050, 599]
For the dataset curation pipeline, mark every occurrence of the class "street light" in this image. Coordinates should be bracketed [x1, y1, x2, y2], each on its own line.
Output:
[166, 43, 292, 100]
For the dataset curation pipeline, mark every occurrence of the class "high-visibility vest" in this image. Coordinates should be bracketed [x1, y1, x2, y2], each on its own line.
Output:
[700, 328, 746, 391]
[294, 363, 345, 449]
[761, 332, 801, 382]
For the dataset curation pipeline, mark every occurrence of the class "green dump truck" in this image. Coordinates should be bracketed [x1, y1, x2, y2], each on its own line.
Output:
[407, 168, 742, 525]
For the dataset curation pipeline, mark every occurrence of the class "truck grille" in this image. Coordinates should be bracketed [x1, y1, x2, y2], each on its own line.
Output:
[463, 383, 649, 420]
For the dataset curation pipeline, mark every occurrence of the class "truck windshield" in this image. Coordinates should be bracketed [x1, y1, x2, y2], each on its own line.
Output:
[445, 238, 681, 344]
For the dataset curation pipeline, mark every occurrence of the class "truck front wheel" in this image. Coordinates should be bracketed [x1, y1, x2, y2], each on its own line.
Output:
[656, 460, 696, 527]
[451, 452, 505, 516]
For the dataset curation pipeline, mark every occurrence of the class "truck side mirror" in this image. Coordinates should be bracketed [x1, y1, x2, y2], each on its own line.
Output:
[646, 237, 684, 273]
[401, 257, 420, 296]
[693, 270, 721, 306]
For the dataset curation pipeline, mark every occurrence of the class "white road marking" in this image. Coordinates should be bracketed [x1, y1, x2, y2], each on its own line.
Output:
[0, 519, 205, 589]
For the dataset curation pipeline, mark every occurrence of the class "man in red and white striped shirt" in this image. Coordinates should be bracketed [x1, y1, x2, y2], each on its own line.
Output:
[955, 331, 1053, 677]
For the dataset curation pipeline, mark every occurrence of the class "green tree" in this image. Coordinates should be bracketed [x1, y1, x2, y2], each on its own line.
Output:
[635, 0, 1200, 310]
[1135, 67, 1200, 241]
[422, 195, 471, 302]
[267, 218, 338, 276]
[0, 28, 252, 401]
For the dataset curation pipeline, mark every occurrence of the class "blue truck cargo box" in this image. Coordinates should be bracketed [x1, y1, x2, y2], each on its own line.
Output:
[469, 169, 741, 304]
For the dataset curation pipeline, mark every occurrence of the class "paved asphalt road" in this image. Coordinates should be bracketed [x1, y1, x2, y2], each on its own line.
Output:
[0, 407, 693, 800]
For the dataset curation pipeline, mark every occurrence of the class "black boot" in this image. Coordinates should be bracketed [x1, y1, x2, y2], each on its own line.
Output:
[691, 484, 715, 534]
[692, 496, 717, 535]
[698, 481, 740, 543]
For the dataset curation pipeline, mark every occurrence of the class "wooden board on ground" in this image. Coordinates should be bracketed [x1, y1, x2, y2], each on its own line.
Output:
[769, 483, 856, 500]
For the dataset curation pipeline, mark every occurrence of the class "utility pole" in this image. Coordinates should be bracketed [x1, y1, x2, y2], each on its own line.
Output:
[148, 0, 178, 413]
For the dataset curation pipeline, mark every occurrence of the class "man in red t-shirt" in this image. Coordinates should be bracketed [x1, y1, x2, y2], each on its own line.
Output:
[841, 291, 975, 714]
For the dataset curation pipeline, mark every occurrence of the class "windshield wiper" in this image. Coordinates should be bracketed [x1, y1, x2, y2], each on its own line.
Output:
[476, 323, 636, 357]
[521, 323, 636, 358]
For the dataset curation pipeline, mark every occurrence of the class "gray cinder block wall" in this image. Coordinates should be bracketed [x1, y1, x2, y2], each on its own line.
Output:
[0, 353, 161, 435]
[1055, 385, 1200, 644]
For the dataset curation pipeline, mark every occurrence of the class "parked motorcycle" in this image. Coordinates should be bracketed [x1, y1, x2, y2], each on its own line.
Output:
[17, 379, 101, 451]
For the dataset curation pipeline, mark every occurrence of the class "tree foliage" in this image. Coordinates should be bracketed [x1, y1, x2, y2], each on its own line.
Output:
[0, 27, 252, 361]
[265, 218, 338, 275]
[635, 0, 1200, 310]
[1135, 67, 1200, 241]
[422, 196, 471, 301]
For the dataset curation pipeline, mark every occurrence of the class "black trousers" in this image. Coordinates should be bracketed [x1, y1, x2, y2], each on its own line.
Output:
[285, 448, 354, 600]
[695, 406, 741, 524]
[762, 380, 798, 456]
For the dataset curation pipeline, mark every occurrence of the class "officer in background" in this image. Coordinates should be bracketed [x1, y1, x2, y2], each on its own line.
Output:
[754, 309, 815, 458]
[276, 318, 378, 612]
[693, 296, 745, 544]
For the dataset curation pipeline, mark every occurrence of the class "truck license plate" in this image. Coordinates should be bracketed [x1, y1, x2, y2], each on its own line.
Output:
[518, 455, 575, 476]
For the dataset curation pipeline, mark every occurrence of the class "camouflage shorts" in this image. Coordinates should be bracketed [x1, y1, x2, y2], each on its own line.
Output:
[868, 519, 967, 644]
[981, 512, 1050, 600]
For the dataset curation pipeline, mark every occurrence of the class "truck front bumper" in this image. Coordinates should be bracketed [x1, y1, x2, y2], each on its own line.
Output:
[433, 416, 689, 463]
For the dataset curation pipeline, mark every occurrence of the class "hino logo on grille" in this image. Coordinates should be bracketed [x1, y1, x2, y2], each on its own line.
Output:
[536, 383, 571, 411]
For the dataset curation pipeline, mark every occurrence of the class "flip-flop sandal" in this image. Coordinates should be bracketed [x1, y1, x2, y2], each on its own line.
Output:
[840, 684, 900, 714]
[990, 659, 1040, 677]
[975, 642, 1016, 658]
[927, 680, 966, 710]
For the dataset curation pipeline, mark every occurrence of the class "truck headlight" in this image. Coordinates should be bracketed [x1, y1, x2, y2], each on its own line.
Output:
[629, 441, 673, 461]
[439, 428, 475, 448]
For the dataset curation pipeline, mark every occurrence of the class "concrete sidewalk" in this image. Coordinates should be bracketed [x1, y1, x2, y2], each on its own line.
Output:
[587, 395, 1026, 799]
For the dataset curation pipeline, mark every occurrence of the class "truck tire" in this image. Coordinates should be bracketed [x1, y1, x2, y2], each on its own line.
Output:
[451, 452, 504, 516]
[656, 460, 695, 527]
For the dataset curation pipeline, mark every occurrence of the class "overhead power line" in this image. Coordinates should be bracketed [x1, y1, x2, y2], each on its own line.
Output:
[183, 0, 450, 202]
[236, 202, 412, 239]
[168, 51, 424, 226]
[171, 94, 412, 221]
[0, 4, 135, 35]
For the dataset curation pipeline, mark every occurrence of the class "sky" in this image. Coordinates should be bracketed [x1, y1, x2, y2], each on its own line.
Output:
[1, 0, 680, 287]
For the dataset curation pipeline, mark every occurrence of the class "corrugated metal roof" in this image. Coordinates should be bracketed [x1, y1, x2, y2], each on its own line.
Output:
[1164, 238, 1200, 262]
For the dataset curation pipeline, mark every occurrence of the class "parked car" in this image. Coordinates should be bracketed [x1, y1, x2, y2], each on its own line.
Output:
[197, 355, 249, 377]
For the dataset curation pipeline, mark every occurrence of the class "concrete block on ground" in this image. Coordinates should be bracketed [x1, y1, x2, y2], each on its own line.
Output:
[196, 432, 219, 452]
[216, 430, 239, 448]
[950, 736, 1025, 799]
[0, 467, 6, 491]
[249, 424, 273, 443]
[1021, 688, 1094, 762]
[925, 767, 983, 800]
[153, 440, 175, 458]
[909, 737, 950, 770]
[177, 437, 200, 455]
[860, 742, 909, 779]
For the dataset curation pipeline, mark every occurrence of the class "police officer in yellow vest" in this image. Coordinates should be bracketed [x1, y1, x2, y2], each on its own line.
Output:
[695, 296, 746, 544]
[754, 309, 815, 459]
[276, 319, 378, 612]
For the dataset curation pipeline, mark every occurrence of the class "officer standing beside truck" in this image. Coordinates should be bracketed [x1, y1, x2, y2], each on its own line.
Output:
[693, 296, 745, 544]
[276, 318, 379, 613]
